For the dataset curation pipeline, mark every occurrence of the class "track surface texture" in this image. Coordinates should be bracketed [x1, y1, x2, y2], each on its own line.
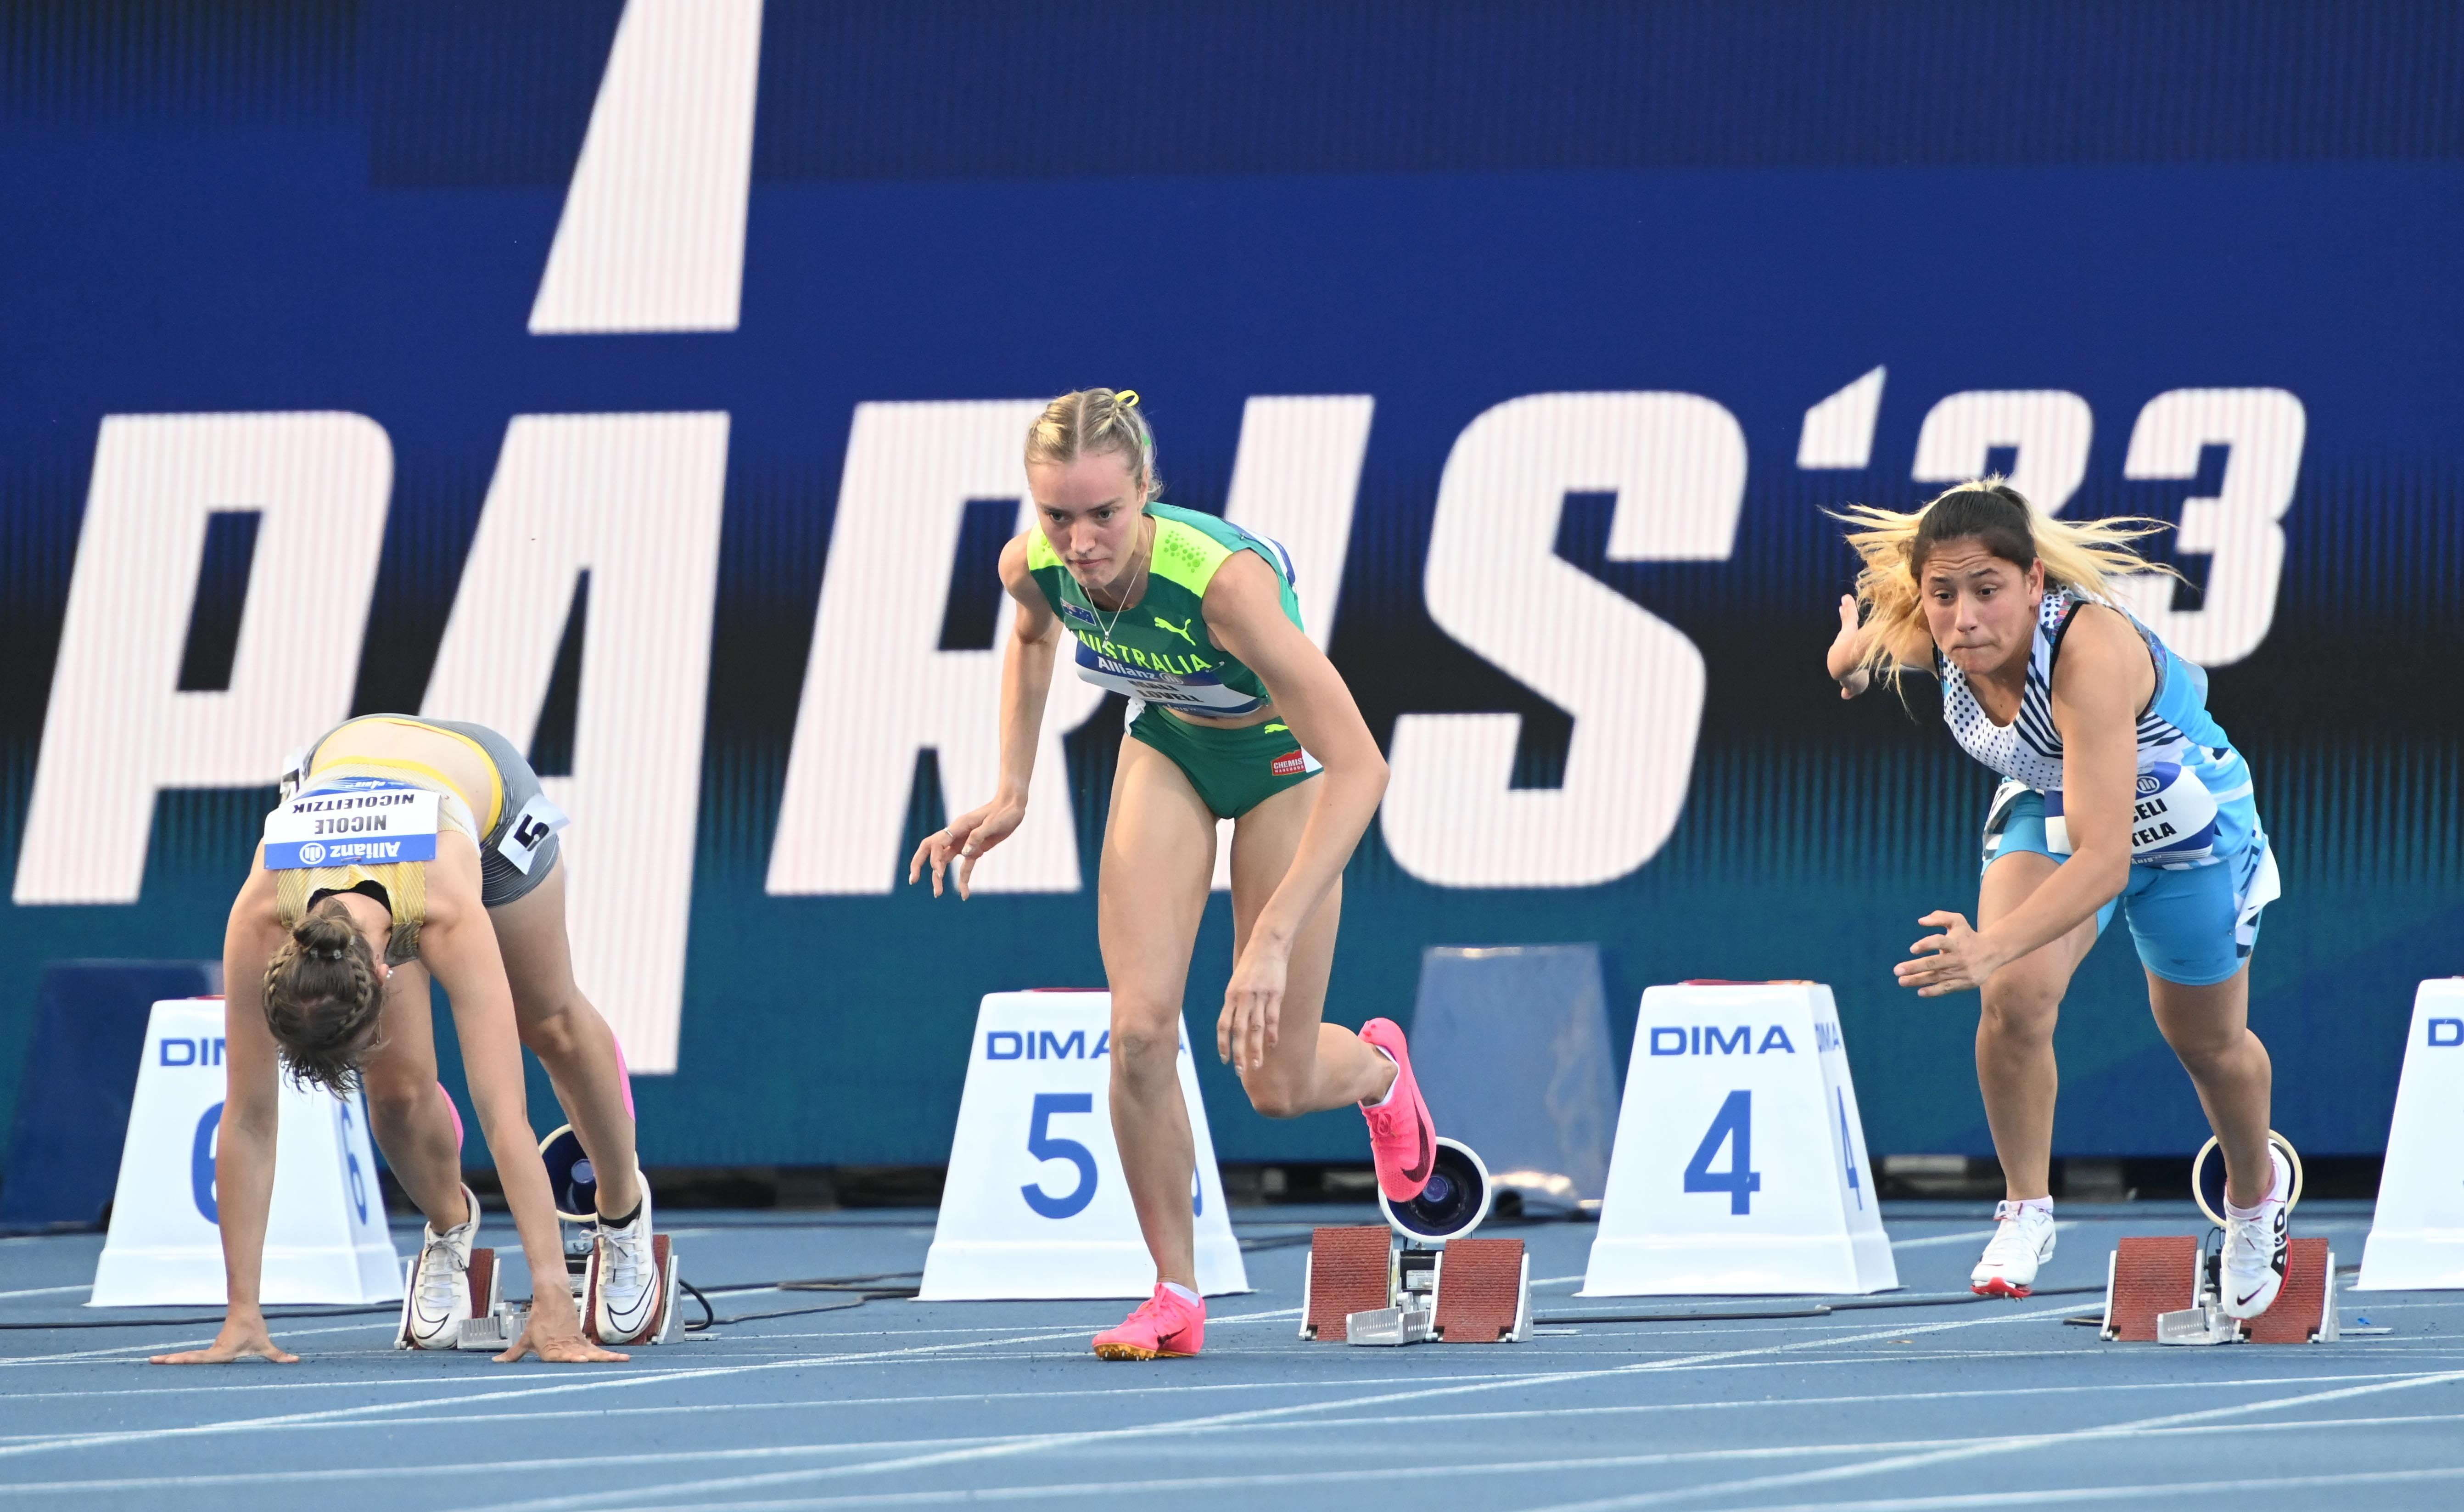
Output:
[4, 1199, 2459, 1510]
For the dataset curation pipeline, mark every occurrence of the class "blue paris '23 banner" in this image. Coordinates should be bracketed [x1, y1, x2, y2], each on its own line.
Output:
[2, 2, 2459, 1166]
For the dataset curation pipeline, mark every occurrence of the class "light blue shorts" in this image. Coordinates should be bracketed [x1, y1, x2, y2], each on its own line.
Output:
[1984, 791, 2275, 987]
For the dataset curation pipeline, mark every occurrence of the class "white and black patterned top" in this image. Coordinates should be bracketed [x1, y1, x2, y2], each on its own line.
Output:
[1939, 587, 2259, 868]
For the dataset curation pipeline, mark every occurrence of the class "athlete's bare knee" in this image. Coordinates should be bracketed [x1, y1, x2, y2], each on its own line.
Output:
[518, 998, 592, 1067]
[1240, 1067, 1309, 1120]
[1979, 977, 2060, 1043]
[1108, 1018, 1179, 1089]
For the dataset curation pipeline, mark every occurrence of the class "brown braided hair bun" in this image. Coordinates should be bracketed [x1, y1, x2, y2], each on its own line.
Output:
[261, 898, 384, 1095]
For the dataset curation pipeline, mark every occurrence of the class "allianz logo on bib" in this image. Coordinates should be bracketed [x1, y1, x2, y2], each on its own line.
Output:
[263, 835, 438, 869]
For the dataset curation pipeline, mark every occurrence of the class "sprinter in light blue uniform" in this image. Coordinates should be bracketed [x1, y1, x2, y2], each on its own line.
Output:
[1827, 480, 2290, 1318]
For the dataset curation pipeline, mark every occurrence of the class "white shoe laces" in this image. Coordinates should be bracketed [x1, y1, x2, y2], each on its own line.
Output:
[1979, 1203, 2053, 1266]
[600, 1213, 650, 1298]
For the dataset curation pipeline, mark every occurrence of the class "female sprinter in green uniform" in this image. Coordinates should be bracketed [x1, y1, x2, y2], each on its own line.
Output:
[153, 715, 661, 1366]
[912, 389, 1439, 1360]
[1827, 481, 2289, 1315]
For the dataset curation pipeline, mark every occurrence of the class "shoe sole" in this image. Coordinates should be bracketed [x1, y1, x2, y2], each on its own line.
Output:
[1970, 1278, 2033, 1298]
[1092, 1342, 1198, 1360]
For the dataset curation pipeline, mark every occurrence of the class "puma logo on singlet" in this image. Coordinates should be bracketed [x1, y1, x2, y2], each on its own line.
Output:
[1153, 615, 1198, 647]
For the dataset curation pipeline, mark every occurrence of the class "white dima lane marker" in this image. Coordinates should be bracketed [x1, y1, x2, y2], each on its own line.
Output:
[11, 1411, 2464, 1503]
[1519, 1369, 2464, 1512]
[0, 1284, 91, 1300]
[457, 1302, 2098, 1512]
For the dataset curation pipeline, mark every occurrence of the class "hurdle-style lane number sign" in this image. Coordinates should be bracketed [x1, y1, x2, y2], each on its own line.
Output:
[920, 991, 1249, 1299]
[1582, 982, 1898, 1296]
[90, 998, 400, 1306]
[2358, 978, 2464, 1291]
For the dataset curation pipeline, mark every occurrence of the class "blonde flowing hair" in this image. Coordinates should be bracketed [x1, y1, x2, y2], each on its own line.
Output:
[1835, 477, 2178, 689]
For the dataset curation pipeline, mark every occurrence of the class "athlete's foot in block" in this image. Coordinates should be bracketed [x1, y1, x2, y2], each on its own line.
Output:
[1970, 1200, 2056, 1298]
[590, 1192, 661, 1344]
[1356, 1018, 1436, 1202]
[1092, 1285, 1205, 1360]
[2220, 1148, 2293, 1319]
[405, 1182, 483, 1348]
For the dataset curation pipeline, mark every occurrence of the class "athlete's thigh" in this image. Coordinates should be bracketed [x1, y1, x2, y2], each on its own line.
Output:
[1977, 850, 2098, 994]
[1098, 735, 1217, 1031]
[482, 863, 585, 1028]
[1227, 776, 1340, 1051]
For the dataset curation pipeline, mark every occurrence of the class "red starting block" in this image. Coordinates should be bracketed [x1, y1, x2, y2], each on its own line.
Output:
[2100, 1130, 2338, 1345]
[1298, 1139, 1532, 1345]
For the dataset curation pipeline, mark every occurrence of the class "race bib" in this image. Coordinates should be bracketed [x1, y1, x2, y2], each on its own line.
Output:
[495, 791, 569, 875]
[263, 779, 439, 870]
[1070, 639, 1265, 714]
[2042, 762, 2221, 865]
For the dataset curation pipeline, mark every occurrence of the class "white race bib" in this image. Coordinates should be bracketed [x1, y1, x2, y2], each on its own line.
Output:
[495, 791, 569, 875]
[263, 779, 439, 870]
[1070, 639, 1265, 715]
[2042, 762, 2221, 865]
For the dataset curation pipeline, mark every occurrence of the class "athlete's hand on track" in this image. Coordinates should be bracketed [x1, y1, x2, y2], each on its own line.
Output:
[1828, 594, 1872, 699]
[1895, 910, 2006, 996]
[1219, 941, 1290, 1071]
[908, 798, 1023, 899]
[493, 1303, 629, 1365]
[150, 1314, 299, 1365]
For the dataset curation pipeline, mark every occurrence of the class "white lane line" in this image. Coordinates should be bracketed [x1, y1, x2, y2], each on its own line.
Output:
[465, 1300, 2091, 1512]
[0, 1370, 2423, 1448]
[1690, 1464, 2464, 1512]
[1516, 1368, 2464, 1511]
[0, 1320, 397, 1367]
[0, 1284, 90, 1300]
[0, 1322, 1116, 1461]
[141, 1416, 2449, 1512]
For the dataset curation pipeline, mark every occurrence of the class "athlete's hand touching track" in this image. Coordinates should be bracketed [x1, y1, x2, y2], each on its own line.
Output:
[493, 1300, 629, 1365]
[908, 798, 1024, 899]
[151, 1313, 298, 1365]
[1220, 940, 1290, 1071]
[1827, 594, 1872, 698]
[1895, 911, 2007, 996]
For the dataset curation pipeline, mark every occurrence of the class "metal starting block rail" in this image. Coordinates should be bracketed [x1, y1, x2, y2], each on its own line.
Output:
[1298, 1137, 1533, 1346]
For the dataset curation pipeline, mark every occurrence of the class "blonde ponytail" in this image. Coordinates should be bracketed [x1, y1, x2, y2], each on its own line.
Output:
[1835, 477, 2179, 689]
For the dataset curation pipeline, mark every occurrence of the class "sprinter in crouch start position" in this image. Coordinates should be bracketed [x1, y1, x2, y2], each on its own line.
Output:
[1827, 480, 2290, 1316]
[912, 388, 1436, 1360]
[154, 715, 659, 1366]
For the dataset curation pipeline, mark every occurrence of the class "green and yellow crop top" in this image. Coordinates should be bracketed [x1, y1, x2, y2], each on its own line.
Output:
[1025, 502, 1305, 719]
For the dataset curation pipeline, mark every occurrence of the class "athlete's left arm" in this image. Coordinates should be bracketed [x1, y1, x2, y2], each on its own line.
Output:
[1204, 551, 1390, 1065]
[1897, 606, 2144, 995]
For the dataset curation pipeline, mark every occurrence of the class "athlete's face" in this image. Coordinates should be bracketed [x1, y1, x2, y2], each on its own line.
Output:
[1028, 450, 1148, 596]
[1919, 540, 2044, 677]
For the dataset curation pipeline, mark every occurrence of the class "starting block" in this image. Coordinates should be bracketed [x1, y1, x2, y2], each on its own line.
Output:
[1299, 1138, 1532, 1345]
[408, 1123, 678, 1349]
[2100, 1131, 2337, 1345]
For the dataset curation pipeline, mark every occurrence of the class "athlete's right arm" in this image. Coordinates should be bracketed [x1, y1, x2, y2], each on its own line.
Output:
[910, 534, 1062, 899]
[152, 860, 300, 1365]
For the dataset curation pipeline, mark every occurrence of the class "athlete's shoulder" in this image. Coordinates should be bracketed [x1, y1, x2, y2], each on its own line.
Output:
[2046, 598, 2150, 708]
[1019, 527, 1059, 572]
[1145, 504, 1246, 591]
